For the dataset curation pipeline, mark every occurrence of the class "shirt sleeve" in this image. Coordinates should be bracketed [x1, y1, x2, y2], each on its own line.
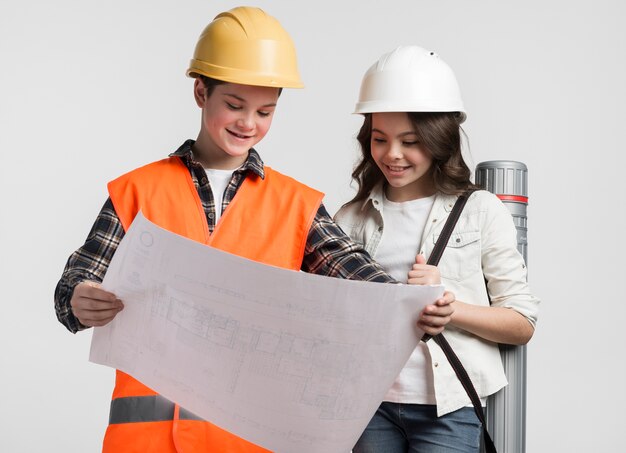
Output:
[481, 194, 540, 327]
[301, 204, 396, 283]
[54, 198, 125, 333]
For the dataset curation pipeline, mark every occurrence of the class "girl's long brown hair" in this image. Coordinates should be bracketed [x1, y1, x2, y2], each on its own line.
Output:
[347, 112, 479, 205]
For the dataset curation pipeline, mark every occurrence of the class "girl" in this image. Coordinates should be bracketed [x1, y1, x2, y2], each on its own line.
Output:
[335, 46, 540, 452]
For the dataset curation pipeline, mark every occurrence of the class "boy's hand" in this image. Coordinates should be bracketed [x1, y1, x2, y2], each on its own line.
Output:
[407, 254, 441, 286]
[417, 290, 455, 337]
[71, 281, 124, 327]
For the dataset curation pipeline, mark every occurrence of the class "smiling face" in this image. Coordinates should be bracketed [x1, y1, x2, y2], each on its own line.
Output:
[370, 112, 435, 202]
[193, 80, 280, 169]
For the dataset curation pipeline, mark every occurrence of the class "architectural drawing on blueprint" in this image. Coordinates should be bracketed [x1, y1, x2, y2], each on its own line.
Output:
[91, 213, 443, 452]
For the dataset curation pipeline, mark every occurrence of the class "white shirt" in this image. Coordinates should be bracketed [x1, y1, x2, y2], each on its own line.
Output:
[204, 167, 235, 223]
[377, 195, 434, 283]
[377, 195, 436, 404]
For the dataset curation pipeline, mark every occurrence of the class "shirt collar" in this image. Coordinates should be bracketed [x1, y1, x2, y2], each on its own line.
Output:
[169, 139, 266, 179]
[360, 182, 386, 212]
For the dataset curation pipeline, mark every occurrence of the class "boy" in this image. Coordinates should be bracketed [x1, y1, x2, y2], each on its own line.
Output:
[54, 7, 453, 452]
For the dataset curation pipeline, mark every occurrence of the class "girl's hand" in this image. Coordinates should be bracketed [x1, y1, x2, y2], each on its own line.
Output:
[418, 290, 455, 336]
[407, 254, 441, 285]
[70, 281, 124, 327]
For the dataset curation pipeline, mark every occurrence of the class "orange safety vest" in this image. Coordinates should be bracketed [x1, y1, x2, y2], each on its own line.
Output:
[104, 156, 323, 453]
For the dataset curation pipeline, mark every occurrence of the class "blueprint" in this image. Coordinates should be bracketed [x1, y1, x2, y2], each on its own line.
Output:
[90, 212, 444, 453]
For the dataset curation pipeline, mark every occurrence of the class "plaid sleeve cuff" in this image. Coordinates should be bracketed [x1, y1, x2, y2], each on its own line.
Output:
[54, 271, 96, 333]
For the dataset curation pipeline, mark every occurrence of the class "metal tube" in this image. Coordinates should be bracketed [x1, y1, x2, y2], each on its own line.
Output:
[475, 161, 529, 453]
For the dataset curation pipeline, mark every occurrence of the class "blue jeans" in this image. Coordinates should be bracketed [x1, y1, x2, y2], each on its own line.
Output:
[353, 402, 481, 453]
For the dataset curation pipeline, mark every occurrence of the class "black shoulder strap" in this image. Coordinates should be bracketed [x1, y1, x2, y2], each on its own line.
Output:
[426, 192, 473, 267]
[424, 190, 497, 453]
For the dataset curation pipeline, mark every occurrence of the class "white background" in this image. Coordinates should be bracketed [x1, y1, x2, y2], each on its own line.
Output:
[1, 0, 624, 451]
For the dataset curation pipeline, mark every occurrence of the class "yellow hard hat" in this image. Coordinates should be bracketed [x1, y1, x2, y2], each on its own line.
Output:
[186, 7, 304, 88]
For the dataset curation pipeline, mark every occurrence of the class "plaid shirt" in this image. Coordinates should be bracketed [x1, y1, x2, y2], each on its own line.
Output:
[55, 140, 395, 333]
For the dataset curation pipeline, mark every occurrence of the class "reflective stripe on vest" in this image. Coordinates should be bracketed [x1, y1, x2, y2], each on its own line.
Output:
[104, 156, 324, 452]
[109, 395, 204, 424]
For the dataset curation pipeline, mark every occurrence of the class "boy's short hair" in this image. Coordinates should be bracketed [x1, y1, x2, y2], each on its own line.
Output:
[198, 75, 283, 98]
[198, 75, 225, 98]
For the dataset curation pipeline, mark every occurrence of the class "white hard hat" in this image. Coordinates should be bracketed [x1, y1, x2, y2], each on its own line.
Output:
[354, 45, 465, 121]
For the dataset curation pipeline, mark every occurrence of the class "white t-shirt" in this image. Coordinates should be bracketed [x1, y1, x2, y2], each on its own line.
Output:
[204, 167, 235, 223]
[376, 194, 437, 404]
